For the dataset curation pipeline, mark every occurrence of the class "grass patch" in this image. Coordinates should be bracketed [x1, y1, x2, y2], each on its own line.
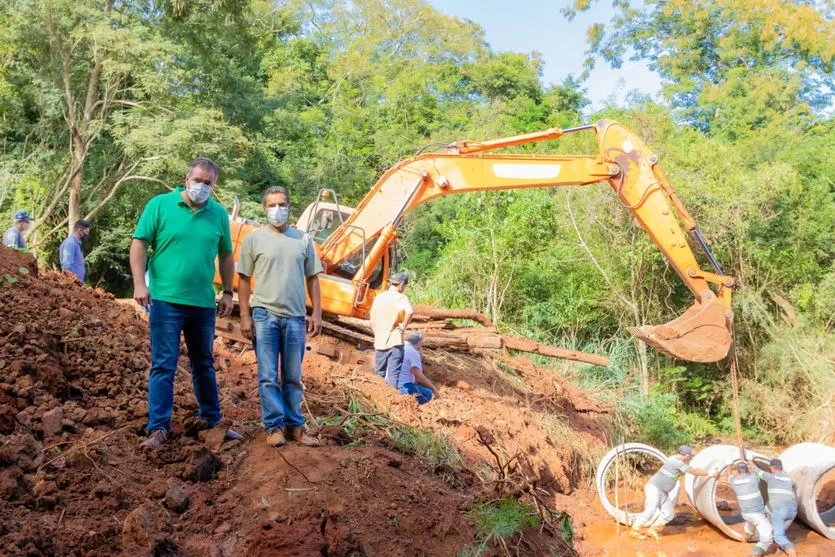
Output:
[389, 424, 464, 484]
[319, 392, 466, 484]
[462, 499, 541, 556]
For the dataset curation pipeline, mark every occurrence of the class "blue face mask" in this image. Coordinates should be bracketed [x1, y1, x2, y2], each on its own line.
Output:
[267, 206, 289, 227]
[187, 180, 212, 204]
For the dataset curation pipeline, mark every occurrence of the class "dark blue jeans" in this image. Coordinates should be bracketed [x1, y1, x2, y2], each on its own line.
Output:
[374, 345, 404, 388]
[400, 382, 433, 405]
[147, 300, 222, 433]
[252, 308, 306, 430]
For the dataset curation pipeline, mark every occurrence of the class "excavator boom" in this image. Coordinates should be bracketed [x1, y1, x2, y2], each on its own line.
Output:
[316, 119, 734, 362]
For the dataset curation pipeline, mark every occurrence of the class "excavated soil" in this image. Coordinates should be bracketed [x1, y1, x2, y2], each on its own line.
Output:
[4, 244, 834, 556]
[0, 245, 599, 556]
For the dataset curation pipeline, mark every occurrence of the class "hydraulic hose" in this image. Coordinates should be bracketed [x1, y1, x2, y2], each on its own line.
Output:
[779, 442, 835, 539]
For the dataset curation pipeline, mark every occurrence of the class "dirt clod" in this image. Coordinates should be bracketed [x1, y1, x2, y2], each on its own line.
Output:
[41, 406, 63, 437]
[165, 480, 190, 513]
[187, 448, 221, 482]
[122, 501, 174, 550]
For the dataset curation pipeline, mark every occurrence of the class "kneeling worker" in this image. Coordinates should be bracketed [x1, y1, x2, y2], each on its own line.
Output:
[398, 332, 439, 404]
[730, 461, 773, 557]
[630, 445, 719, 540]
[756, 458, 797, 557]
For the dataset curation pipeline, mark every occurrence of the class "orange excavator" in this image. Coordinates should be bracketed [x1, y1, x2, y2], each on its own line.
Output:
[219, 119, 735, 363]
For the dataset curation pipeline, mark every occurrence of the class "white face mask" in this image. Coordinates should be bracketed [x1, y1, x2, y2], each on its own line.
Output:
[267, 206, 289, 227]
[187, 180, 212, 204]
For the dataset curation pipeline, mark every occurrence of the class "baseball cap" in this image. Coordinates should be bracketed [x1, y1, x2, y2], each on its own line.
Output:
[735, 461, 749, 473]
[389, 272, 409, 285]
[769, 458, 783, 468]
[13, 210, 33, 222]
[677, 445, 694, 457]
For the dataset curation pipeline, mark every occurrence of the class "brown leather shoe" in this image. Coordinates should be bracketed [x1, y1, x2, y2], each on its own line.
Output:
[286, 427, 320, 447]
[266, 429, 287, 447]
[140, 429, 169, 449]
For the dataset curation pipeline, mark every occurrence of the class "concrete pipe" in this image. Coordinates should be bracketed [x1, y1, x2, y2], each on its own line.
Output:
[683, 444, 771, 541]
[595, 442, 667, 526]
[779, 442, 835, 539]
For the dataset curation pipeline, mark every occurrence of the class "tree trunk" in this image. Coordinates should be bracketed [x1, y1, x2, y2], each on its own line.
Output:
[68, 145, 83, 235]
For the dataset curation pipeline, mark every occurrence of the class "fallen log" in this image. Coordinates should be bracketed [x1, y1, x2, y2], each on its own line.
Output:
[332, 316, 607, 366]
[412, 305, 495, 327]
[502, 335, 609, 367]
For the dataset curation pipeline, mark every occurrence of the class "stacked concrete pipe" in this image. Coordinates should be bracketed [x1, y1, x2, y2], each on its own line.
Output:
[779, 442, 835, 539]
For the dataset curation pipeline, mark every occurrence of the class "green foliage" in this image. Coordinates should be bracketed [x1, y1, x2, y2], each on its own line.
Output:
[564, 0, 835, 131]
[464, 499, 542, 556]
[0, 0, 833, 446]
[629, 394, 690, 451]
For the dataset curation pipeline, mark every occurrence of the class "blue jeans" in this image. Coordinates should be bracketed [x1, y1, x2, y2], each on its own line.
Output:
[400, 382, 433, 405]
[770, 506, 796, 549]
[147, 300, 222, 433]
[374, 346, 404, 388]
[252, 308, 306, 430]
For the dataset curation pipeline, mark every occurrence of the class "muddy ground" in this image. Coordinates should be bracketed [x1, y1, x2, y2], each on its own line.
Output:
[1, 244, 833, 556]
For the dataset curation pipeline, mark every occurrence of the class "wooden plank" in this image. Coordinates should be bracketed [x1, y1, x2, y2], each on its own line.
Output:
[215, 317, 250, 344]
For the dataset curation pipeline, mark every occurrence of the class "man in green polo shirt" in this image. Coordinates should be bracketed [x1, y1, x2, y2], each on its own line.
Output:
[130, 157, 239, 449]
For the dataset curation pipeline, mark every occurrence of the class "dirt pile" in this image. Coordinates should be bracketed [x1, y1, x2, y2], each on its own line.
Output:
[302, 336, 611, 496]
[0, 243, 611, 555]
[0, 246, 150, 438]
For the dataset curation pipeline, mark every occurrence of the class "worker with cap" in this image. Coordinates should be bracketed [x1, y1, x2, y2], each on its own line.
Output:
[4, 210, 33, 250]
[754, 458, 798, 557]
[59, 219, 93, 283]
[730, 461, 773, 556]
[369, 272, 413, 389]
[398, 332, 439, 405]
[630, 445, 719, 540]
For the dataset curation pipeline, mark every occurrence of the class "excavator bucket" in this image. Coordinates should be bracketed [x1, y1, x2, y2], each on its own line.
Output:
[628, 300, 732, 362]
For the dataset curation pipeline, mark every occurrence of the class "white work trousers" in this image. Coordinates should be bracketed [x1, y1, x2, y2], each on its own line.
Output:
[632, 482, 679, 529]
[742, 512, 773, 552]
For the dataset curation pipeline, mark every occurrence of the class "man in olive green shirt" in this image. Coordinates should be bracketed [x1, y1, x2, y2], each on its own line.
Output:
[238, 186, 323, 447]
[130, 157, 239, 449]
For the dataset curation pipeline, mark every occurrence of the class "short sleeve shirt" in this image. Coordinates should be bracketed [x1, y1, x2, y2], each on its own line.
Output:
[730, 473, 766, 514]
[237, 226, 323, 318]
[757, 471, 797, 510]
[133, 187, 232, 308]
[369, 288, 413, 350]
[648, 456, 691, 494]
[3, 227, 25, 249]
[398, 342, 422, 389]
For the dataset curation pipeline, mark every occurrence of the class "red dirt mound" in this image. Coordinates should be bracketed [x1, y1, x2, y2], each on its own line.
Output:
[0, 245, 510, 555]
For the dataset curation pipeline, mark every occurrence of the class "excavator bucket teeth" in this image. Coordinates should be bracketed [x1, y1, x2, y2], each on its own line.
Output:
[628, 301, 732, 362]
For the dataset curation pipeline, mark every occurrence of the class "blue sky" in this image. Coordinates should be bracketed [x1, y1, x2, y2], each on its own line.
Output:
[429, 0, 662, 110]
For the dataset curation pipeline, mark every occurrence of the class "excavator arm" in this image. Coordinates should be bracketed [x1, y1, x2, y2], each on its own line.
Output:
[318, 119, 734, 362]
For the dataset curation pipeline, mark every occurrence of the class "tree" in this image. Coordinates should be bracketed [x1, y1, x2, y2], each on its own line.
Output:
[563, 0, 835, 132]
